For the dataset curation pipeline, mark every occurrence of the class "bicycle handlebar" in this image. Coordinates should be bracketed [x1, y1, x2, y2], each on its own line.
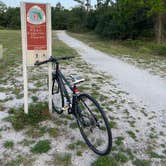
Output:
[34, 56, 75, 66]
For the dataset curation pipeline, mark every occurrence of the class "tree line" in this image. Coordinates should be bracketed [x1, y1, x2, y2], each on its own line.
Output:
[0, 0, 166, 44]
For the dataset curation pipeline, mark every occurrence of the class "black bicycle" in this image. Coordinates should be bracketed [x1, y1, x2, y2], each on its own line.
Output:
[35, 56, 112, 155]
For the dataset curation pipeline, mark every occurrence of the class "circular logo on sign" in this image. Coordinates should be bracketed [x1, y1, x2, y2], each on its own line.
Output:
[27, 5, 45, 24]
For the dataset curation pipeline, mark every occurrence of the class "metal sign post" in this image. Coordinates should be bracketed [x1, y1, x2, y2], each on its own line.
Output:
[20, 2, 52, 113]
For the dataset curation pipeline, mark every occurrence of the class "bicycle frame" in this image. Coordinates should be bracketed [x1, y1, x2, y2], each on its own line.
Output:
[52, 62, 79, 115]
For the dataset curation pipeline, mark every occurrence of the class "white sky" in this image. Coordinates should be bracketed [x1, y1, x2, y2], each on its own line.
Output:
[2, 0, 97, 9]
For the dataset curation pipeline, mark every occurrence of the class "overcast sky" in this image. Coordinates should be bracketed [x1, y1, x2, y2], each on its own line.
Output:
[2, 0, 97, 9]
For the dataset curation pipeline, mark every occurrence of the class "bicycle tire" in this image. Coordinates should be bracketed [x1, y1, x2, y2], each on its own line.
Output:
[52, 77, 64, 114]
[75, 93, 112, 155]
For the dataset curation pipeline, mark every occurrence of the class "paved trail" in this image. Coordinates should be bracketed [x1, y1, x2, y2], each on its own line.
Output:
[57, 31, 166, 112]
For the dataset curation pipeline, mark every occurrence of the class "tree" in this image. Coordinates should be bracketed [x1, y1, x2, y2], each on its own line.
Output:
[0, 1, 7, 28]
[144, 0, 166, 44]
[0, 0, 6, 14]
[74, 0, 91, 12]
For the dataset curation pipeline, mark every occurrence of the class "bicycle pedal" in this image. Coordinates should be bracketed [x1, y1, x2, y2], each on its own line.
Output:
[62, 105, 69, 111]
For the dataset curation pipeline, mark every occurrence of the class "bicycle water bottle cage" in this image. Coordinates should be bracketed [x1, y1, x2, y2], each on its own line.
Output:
[70, 75, 85, 85]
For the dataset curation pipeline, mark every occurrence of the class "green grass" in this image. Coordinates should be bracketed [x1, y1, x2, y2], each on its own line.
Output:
[92, 156, 118, 166]
[52, 31, 77, 58]
[114, 152, 129, 163]
[67, 140, 87, 150]
[132, 159, 151, 166]
[53, 153, 72, 166]
[69, 122, 78, 129]
[5, 102, 51, 130]
[3, 141, 14, 149]
[31, 96, 38, 102]
[4, 155, 33, 166]
[31, 140, 51, 154]
[115, 136, 124, 146]
[68, 31, 166, 58]
[127, 130, 137, 140]
[109, 121, 117, 129]
[0, 30, 21, 76]
[48, 127, 60, 137]
[25, 126, 47, 138]
[19, 139, 35, 146]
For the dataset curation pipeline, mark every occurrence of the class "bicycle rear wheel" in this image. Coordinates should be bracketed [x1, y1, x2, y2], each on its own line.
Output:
[52, 77, 64, 114]
[76, 93, 112, 155]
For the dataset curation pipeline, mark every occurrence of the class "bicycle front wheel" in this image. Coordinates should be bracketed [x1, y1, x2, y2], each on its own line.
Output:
[52, 77, 64, 114]
[76, 93, 112, 155]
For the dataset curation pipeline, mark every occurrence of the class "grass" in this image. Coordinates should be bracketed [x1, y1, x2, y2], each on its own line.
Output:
[92, 156, 118, 166]
[48, 127, 60, 137]
[19, 139, 35, 146]
[31, 140, 51, 154]
[25, 126, 47, 138]
[114, 152, 129, 163]
[132, 159, 151, 166]
[53, 153, 72, 166]
[3, 141, 14, 149]
[69, 122, 78, 129]
[5, 102, 51, 130]
[52, 31, 77, 58]
[4, 155, 33, 166]
[127, 130, 137, 140]
[109, 120, 117, 129]
[0, 30, 21, 76]
[115, 136, 124, 146]
[68, 31, 166, 58]
[67, 140, 87, 150]
[31, 96, 38, 102]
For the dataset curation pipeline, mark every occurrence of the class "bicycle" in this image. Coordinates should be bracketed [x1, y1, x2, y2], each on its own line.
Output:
[35, 56, 112, 155]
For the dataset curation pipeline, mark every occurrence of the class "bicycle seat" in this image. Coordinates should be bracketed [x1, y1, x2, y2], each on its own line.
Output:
[70, 75, 85, 85]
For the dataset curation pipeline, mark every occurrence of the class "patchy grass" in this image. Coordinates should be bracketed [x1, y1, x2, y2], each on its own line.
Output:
[127, 130, 137, 140]
[4, 155, 33, 166]
[69, 122, 78, 129]
[147, 150, 165, 159]
[25, 126, 47, 138]
[3, 141, 14, 149]
[52, 31, 77, 58]
[19, 139, 35, 146]
[67, 140, 87, 150]
[31, 96, 38, 102]
[31, 140, 51, 154]
[0, 30, 21, 76]
[68, 31, 166, 58]
[115, 136, 124, 146]
[5, 102, 50, 130]
[114, 152, 129, 163]
[53, 153, 72, 166]
[48, 127, 60, 137]
[109, 120, 117, 129]
[132, 159, 151, 166]
[92, 156, 118, 166]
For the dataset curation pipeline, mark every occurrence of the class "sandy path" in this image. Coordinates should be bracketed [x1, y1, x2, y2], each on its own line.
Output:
[57, 31, 166, 112]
